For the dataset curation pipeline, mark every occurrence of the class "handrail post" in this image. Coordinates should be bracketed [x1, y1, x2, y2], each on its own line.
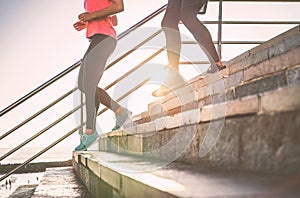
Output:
[217, 0, 223, 59]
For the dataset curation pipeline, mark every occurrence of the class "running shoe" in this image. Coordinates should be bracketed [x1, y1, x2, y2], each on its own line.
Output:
[112, 108, 132, 131]
[75, 132, 99, 151]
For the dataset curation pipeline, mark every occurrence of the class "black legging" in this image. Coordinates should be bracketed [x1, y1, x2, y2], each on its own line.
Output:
[78, 34, 121, 130]
[162, 0, 220, 69]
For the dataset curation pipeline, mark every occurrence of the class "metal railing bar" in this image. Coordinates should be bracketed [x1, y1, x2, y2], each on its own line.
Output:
[208, 0, 300, 1]
[117, 5, 167, 40]
[0, 123, 84, 182]
[97, 78, 150, 116]
[104, 48, 165, 90]
[200, 21, 300, 25]
[182, 41, 264, 45]
[116, 78, 151, 103]
[0, 104, 83, 161]
[221, 41, 264, 44]
[179, 61, 210, 65]
[105, 29, 163, 71]
[74, 79, 150, 127]
[0, 88, 78, 141]
[0, 61, 81, 117]
[218, 0, 223, 58]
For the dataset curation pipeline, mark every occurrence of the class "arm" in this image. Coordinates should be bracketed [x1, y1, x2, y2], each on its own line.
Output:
[78, 0, 124, 22]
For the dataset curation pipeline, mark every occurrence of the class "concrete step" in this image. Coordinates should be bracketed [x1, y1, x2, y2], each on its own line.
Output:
[127, 25, 300, 127]
[95, 26, 300, 175]
[32, 167, 89, 197]
[9, 184, 37, 198]
[118, 83, 300, 135]
[97, 84, 300, 175]
[73, 151, 300, 198]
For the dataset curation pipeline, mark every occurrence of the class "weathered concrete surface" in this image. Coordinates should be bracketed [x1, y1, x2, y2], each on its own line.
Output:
[100, 109, 300, 175]
[9, 184, 37, 198]
[32, 167, 89, 198]
[73, 151, 300, 198]
[178, 110, 300, 175]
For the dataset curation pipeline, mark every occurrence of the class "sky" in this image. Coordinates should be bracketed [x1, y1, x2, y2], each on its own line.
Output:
[0, 0, 299, 154]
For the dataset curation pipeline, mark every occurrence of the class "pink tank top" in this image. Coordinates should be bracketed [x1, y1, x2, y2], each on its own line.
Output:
[84, 0, 117, 39]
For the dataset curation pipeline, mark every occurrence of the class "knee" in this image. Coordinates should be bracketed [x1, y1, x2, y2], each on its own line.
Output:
[161, 15, 179, 30]
[161, 16, 169, 29]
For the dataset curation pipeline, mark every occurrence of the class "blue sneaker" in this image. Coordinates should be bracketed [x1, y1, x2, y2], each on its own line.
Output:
[75, 132, 99, 151]
[74, 142, 86, 151]
[112, 108, 132, 131]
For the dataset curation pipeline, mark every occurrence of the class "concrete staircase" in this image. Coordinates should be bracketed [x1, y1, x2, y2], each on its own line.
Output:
[31, 167, 89, 198]
[73, 25, 300, 197]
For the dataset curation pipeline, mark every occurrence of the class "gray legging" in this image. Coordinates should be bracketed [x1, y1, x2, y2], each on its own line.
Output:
[78, 34, 121, 130]
[162, 0, 220, 69]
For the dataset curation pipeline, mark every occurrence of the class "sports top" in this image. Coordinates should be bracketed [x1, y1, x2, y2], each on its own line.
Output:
[84, 0, 117, 39]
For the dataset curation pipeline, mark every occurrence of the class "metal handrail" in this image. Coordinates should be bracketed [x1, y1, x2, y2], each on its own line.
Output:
[0, 4, 168, 118]
[0, 88, 78, 141]
[117, 5, 167, 40]
[210, 0, 300, 1]
[0, 104, 84, 161]
[0, 7, 167, 177]
[201, 21, 300, 25]
[182, 41, 264, 44]
[0, 77, 152, 181]
[0, 37, 166, 179]
[0, 123, 84, 182]
[218, 0, 223, 58]
[0, 61, 81, 117]
[105, 29, 163, 71]
[98, 78, 150, 116]
[104, 48, 165, 91]
[0, 30, 164, 141]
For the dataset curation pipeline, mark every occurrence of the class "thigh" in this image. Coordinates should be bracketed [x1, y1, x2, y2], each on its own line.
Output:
[82, 35, 117, 89]
[181, 0, 205, 17]
[166, 0, 182, 10]
[78, 62, 84, 92]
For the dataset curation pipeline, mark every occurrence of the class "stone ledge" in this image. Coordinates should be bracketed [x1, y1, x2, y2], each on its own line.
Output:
[96, 109, 300, 175]
[73, 151, 300, 198]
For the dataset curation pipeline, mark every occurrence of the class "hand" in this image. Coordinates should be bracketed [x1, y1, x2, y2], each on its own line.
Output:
[73, 21, 87, 31]
[78, 12, 95, 22]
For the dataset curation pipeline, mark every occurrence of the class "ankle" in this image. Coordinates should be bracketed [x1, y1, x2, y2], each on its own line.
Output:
[216, 61, 225, 68]
[215, 61, 224, 67]
[86, 129, 94, 135]
[167, 64, 179, 72]
[115, 107, 125, 115]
